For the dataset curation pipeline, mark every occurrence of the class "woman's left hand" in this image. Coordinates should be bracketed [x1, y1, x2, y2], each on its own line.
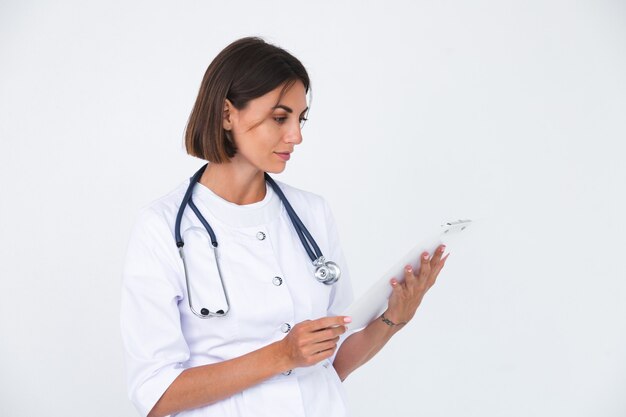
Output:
[383, 244, 449, 326]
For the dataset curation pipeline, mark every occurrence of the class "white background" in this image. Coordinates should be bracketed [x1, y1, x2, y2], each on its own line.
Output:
[1, 1, 625, 416]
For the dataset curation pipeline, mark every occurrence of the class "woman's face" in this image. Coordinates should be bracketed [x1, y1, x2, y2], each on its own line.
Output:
[224, 80, 308, 174]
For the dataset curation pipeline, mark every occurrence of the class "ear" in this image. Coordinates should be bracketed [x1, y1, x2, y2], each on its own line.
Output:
[223, 98, 235, 131]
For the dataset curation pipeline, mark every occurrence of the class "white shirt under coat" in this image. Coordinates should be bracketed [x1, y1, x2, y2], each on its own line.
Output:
[120, 175, 355, 417]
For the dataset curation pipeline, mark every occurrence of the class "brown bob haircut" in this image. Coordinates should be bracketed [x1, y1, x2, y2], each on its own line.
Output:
[184, 36, 311, 163]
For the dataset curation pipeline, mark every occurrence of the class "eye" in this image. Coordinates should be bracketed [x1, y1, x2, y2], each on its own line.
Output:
[273, 115, 309, 128]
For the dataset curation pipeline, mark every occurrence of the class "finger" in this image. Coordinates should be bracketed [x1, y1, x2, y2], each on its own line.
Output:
[309, 316, 351, 331]
[429, 252, 450, 287]
[306, 340, 339, 356]
[309, 338, 339, 354]
[402, 265, 417, 294]
[430, 244, 446, 266]
[310, 344, 337, 361]
[312, 335, 340, 347]
[389, 278, 407, 299]
[390, 277, 405, 292]
[404, 265, 417, 286]
[313, 327, 346, 343]
[433, 252, 450, 276]
[418, 251, 431, 282]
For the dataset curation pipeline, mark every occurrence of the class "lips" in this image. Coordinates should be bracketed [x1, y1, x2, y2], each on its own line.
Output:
[275, 152, 291, 161]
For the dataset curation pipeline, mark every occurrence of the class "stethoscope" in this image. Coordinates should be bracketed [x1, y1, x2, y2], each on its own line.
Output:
[174, 163, 341, 319]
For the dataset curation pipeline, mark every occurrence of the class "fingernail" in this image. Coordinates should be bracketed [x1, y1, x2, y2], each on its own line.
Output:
[440, 245, 446, 252]
[344, 317, 352, 323]
[406, 265, 412, 272]
[423, 252, 429, 259]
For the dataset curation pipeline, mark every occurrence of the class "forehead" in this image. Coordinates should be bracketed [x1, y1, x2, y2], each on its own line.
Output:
[248, 80, 308, 112]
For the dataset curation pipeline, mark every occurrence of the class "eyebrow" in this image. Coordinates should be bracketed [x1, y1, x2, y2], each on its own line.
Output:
[272, 105, 309, 115]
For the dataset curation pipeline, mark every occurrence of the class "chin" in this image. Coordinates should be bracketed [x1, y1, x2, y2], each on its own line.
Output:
[265, 164, 287, 174]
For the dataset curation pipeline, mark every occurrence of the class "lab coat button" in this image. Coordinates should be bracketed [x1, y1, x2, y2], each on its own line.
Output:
[272, 276, 283, 286]
[256, 231, 266, 240]
[282, 369, 292, 376]
[280, 323, 291, 333]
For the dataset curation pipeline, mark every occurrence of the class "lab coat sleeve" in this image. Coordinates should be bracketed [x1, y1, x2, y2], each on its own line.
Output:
[321, 198, 356, 364]
[120, 208, 190, 417]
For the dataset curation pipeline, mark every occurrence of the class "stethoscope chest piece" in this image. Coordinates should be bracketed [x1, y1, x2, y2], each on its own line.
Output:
[313, 256, 341, 285]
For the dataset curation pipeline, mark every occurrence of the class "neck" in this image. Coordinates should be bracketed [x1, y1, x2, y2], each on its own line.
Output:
[199, 160, 267, 205]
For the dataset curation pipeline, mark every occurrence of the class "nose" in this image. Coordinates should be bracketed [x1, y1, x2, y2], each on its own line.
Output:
[284, 120, 303, 145]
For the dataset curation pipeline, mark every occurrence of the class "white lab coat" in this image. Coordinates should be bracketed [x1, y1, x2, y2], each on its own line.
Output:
[120, 175, 355, 417]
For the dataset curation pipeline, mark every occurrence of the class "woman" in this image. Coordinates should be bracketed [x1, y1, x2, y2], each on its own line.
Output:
[121, 36, 449, 417]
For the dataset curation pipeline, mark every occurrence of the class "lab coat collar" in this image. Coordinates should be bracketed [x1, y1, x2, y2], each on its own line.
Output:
[191, 179, 282, 228]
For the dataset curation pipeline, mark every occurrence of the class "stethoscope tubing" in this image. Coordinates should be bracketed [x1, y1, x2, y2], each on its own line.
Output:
[173, 163, 339, 318]
[175, 165, 216, 247]
[176, 163, 324, 263]
[263, 173, 323, 263]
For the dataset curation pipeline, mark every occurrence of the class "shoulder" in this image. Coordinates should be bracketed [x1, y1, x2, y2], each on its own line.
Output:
[271, 178, 329, 214]
[131, 181, 189, 240]
[270, 178, 338, 239]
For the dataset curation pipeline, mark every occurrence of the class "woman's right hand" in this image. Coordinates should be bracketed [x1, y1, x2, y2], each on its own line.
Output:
[278, 316, 351, 369]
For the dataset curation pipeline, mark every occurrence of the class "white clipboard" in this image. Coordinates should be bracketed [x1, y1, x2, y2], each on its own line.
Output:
[343, 219, 472, 330]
